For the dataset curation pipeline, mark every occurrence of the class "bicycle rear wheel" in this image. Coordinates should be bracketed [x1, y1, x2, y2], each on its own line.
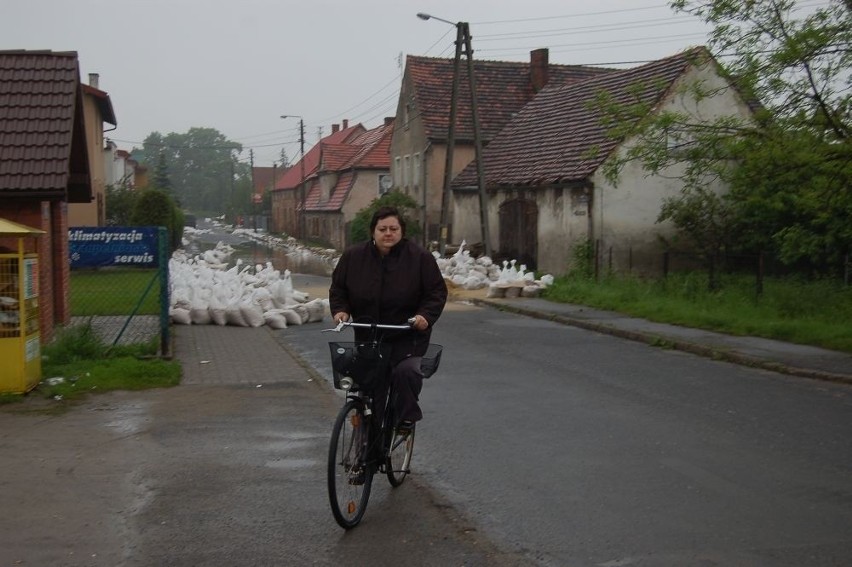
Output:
[328, 400, 373, 529]
[386, 423, 415, 487]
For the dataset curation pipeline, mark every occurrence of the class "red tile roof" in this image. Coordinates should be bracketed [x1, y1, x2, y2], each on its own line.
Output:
[304, 120, 394, 212]
[0, 50, 84, 196]
[304, 172, 355, 211]
[453, 48, 707, 188]
[274, 124, 364, 191]
[407, 55, 613, 144]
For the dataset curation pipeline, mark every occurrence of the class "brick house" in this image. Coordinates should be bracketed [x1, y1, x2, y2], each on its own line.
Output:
[0, 50, 99, 341]
[389, 49, 613, 244]
[270, 120, 364, 236]
[302, 118, 394, 250]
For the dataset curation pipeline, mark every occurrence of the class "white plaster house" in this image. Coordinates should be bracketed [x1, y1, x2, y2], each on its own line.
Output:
[451, 47, 754, 276]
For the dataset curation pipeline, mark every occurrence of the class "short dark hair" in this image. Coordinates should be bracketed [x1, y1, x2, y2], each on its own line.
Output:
[370, 206, 406, 236]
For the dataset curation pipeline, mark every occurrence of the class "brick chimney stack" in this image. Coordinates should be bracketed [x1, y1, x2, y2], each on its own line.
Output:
[384, 117, 394, 126]
[332, 123, 340, 134]
[88, 73, 100, 89]
[530, 48, 549, 93]
[342, 119, 349, 129]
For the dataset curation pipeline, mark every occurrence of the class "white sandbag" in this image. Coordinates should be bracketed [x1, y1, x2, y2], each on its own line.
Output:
[225, 300, 249, 327]
[303, 298, 326, 323]
[281, 308, 303, 326]
[172, 286, 192, 310]
[189, 296, 211, 325]
[291, 289, 310, 303]
[208, 296, 227, 326]
[240, 301, 265, 328]
[485, 283, 506, 298]
[253, 287, 276, 312]
[263, 311, 288, 329]
[190, 307, 211, 325]
[291, 303, 310, 324]
[504, 285, 522, 298]
[170, 307, 192, 325]
[521, 285, 541, 298]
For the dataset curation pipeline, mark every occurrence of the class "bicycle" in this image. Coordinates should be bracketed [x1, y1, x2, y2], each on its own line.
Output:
[323, 319, 443, 529]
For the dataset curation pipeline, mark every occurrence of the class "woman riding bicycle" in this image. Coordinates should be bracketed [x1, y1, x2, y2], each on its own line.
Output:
[329, 205, 448, 430]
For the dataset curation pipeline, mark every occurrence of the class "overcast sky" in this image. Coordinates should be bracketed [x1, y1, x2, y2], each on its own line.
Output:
[3, 0, 717, 167]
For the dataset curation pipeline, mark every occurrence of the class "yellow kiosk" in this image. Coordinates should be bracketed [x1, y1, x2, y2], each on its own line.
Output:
[0, 218, 44, 394]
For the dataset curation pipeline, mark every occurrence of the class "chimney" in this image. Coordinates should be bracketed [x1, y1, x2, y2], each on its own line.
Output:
[342, 119, 349, 129]
[530, 49, 549, 93]
[88, 73, 100, 89]
[384, 116, 394, 127]
[332, 123, 340, 134]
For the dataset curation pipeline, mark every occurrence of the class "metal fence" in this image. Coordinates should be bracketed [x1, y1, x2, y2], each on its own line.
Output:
[594, 242, 851, 294]
[68, 226, 170, 355]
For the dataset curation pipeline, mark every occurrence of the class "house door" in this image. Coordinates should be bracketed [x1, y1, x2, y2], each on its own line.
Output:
[498, 198, 537, 269]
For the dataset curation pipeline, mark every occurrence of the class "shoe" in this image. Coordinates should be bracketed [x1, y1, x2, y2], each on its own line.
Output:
[348, 466, 366, 485]
[396, 420, 415, 434]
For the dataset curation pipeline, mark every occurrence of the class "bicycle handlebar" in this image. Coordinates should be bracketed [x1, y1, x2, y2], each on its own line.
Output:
[322, 317, 416, 333]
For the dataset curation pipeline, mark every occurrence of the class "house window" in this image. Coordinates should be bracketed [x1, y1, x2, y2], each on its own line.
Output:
[394, 156, 402, 187]
[404, 155, 411, 187]
[413, 152, 420, 190]
[404, 99, 414, 129]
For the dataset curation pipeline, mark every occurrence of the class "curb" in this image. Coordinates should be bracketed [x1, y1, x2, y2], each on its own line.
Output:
[471, 298, 852, 387]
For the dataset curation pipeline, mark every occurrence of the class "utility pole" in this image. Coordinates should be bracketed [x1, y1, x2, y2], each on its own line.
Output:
[438, 23, 464, 256]
[298, 119, 306, 240]
[420, 14, 491, 257]
[250, 149, 256, 230]
[280, 115, 306, 240]
[462, 24, 492, 258]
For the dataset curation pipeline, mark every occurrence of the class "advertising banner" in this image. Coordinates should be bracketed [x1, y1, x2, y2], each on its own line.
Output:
[68, 227, 159, 268]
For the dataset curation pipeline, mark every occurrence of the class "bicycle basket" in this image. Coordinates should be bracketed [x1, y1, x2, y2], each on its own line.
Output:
[421, 344, 443, 379]
[329, 341, 392, 390]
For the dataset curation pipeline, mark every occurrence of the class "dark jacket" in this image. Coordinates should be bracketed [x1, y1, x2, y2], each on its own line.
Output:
[329, 238, 448, 362]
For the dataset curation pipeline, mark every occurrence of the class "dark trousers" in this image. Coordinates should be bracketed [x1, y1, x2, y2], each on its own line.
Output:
[374, 356, 423, 427]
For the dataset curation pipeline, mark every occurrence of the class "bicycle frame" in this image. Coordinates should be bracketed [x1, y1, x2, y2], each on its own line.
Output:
[325, 319, 418, 528]
[324, 319, 413, 467]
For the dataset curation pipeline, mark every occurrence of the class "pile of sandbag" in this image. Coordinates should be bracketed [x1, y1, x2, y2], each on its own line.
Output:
[435, 241, 554, 298]
[168, 242, 328, 329]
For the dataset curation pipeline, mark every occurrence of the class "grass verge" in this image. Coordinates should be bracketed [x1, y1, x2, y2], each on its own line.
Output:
[543, 272, 852, 354]
[0, 323, 180, 410]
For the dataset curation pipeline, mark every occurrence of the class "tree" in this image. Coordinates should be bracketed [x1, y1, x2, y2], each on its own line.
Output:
[349, 191, 422, 244]
[130, 189, 183, 251]
[151, 151, 172, 196]
[601, 0, 851, 276]
[140, 128, 246, 215]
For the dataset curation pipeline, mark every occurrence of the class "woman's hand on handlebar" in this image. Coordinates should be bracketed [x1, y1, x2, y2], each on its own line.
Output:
[410, 314, 429, 332]
[333, 312, 350, 325]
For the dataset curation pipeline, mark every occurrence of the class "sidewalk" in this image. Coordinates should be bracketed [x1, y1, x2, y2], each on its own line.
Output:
[471, 296, 852, 385]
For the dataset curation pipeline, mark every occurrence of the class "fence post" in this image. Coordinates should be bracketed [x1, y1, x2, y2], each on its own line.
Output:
[594, 239, 601, 281]
[158, 227, 170, 357]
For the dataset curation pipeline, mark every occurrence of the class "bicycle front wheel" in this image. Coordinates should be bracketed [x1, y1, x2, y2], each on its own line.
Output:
[386, 423, 415, 487]
[328, 400, 373, 529]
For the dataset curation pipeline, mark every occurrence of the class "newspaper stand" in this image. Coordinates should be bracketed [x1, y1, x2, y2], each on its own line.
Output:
[0, 218, 44, 394]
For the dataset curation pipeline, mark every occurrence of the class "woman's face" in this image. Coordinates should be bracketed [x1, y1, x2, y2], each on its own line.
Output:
[373, 215, 403, 255]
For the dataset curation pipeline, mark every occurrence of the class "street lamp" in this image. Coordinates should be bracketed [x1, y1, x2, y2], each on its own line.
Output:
[280, 115, 306, 240]
[417, 12, 491, 257]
